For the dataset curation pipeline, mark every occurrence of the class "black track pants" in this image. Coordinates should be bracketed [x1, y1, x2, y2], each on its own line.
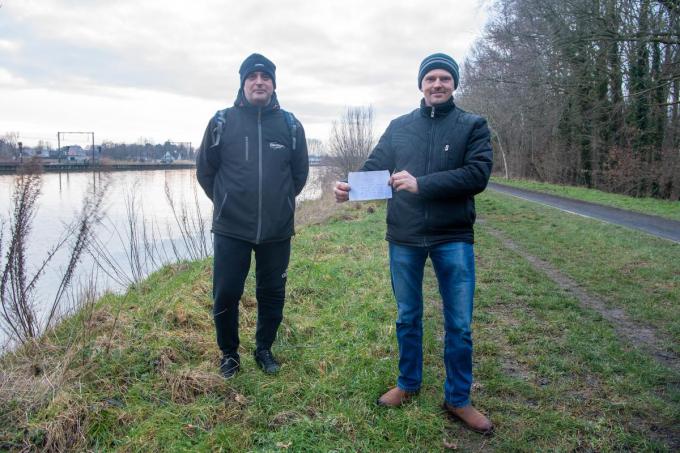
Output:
[212, 234, 291, 355]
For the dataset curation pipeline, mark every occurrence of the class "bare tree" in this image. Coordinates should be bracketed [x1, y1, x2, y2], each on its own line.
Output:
[307, 138, 327, 156]
[328, 106, 375, 177]
[460, 0, 680, 199]
[0, 132, 19, 160]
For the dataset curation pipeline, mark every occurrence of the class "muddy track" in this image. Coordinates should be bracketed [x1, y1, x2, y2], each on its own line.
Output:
[480, 222, 680, 373]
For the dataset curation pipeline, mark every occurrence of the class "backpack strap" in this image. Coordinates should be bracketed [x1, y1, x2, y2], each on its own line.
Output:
[210, 108, 228, 148]
[211, 107, 298, 151]
[282, 110, 298, 151]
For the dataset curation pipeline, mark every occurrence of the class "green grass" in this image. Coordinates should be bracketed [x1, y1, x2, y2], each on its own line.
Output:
[1, 196, 678, 451]
[491, 177, 680, 221]
[477, 190, 680, 353]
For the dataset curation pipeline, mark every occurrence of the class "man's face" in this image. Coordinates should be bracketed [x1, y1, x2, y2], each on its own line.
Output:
[243, 71, 274, 106]
[421, 69, 455, 106]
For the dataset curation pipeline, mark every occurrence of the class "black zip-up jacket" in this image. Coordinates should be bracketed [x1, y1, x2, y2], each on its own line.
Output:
[360, 98, 492, 246]
[196, 92, 309, 244]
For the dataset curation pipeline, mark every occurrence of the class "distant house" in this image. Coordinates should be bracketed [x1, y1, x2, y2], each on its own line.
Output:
[160, 151, 174, 164]
[61, 145, 99, 164]
[65, 145, 88, 163]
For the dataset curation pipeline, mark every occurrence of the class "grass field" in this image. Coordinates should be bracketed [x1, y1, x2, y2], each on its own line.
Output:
[491, 177, 680, 221]
[1, 189, 678, 451]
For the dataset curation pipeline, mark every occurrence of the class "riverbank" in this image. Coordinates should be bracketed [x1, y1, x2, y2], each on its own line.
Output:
[1, 188, 678, 451]
[0, 161, 196, 174]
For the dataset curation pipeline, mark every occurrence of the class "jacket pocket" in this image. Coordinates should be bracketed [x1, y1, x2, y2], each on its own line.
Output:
[439, 143, 452, 170]
[216, 191, 229, 219]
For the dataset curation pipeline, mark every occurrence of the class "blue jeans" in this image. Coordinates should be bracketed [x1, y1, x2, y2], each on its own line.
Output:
[389, 241, 475, 408]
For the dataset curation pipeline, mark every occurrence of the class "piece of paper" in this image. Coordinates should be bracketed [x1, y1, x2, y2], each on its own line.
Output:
[348, 170, 393, 201]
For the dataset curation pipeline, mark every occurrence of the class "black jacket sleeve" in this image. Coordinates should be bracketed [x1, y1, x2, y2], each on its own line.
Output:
[416, 117, 493, 199]
[360, 121, 395, 172]
[292, 121, 310, 196]
[195, 118, 220, 201]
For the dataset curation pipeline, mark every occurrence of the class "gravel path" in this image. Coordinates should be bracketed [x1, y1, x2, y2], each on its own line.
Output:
[487, 182, 680, 243]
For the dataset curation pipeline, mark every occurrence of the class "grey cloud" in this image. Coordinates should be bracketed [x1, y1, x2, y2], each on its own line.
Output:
[1, 0, 488, 143]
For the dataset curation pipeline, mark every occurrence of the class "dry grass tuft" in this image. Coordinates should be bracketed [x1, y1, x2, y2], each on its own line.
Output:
[170, 262, 191, 274]
[0, 341, 84, 429]
[165, 302, 211, 332]
[269, 410, 303, 428]
[338, 212, 358, 221]
[164, 368, 227, 404]
[191, 278, 212, 309]
[40, 394, 91, 452]
[83, 309, 114, 331]
[241, 296, 256, 309]
[224, 388, 249, 408]
[171, 329, 215, 357]
[155, 348, 178, 372]
[166, 305, 190, 327]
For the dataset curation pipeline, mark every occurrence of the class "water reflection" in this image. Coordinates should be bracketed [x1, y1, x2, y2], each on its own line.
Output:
[0, 167, 324, 335]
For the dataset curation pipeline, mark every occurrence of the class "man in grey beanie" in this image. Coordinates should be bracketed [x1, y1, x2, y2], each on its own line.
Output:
[334, 53, 494, 434]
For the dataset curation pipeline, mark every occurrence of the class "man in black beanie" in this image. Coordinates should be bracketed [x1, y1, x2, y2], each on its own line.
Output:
[196, 53, 309, 378]
[334, 53, 494, 434]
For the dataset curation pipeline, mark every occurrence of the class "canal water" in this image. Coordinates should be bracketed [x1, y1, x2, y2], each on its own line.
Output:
[0, 167, 325, 346]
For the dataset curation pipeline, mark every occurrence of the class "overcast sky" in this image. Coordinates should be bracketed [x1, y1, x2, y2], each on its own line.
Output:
[1, 0, 490, 148]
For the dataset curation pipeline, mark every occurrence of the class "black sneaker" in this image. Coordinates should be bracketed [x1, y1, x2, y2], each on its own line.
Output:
[254, 349, 280, 374]
[220, 354, 240, 379]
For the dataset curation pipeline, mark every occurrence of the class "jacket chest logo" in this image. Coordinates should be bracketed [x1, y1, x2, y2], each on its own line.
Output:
[269, 142, 285, 150]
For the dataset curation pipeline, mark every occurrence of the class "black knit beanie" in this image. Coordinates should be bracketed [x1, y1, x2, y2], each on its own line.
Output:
[417, 53, 459, 89]
[239, 53, 276, 89]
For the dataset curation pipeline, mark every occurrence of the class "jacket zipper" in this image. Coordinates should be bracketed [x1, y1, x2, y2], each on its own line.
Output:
[424, 110, 436, 247]
[256, 109, 263, 244]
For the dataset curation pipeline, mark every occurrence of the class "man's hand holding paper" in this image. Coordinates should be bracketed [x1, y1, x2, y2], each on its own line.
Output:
[346, 170, 393, 201]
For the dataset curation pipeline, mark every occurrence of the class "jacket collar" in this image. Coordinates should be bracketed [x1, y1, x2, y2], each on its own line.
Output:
[234, 89, 280, 114]
[420, 96, 455, 119]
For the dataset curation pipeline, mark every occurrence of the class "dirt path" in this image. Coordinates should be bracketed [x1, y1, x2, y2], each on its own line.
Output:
[480, 222, 680, 373]
[487, 182, 680, 243]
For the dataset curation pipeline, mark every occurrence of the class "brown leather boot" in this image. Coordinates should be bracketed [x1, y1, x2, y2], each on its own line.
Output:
[376, 387, 418, 407]
[442, 402, 494, 435]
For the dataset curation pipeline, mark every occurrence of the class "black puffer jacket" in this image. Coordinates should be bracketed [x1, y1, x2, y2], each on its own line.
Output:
[361, 98, 492, 246]
[196, 92, 309, 244]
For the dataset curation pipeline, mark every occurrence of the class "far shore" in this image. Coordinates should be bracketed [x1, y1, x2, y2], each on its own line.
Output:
[0, 160, 197, 174]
